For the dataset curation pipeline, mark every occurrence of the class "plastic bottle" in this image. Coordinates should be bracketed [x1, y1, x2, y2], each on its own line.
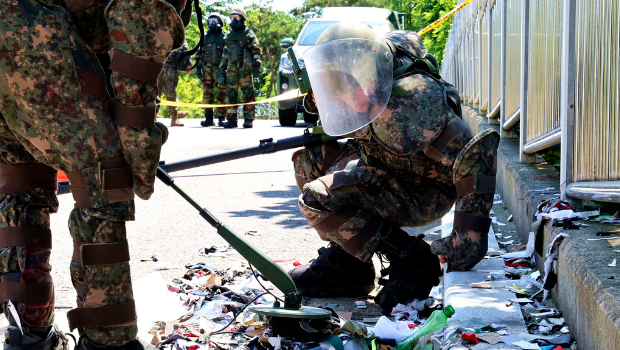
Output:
[395, 305, 455, 350]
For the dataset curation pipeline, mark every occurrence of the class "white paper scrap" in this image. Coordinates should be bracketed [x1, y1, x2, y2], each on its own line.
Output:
[512, 340, 542, 349]
[609, 259, 617, 267]
[510, 298, 534, 303]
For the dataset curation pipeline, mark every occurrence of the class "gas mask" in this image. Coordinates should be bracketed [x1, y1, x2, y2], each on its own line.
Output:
[208, 21, 221, 32]
[230, 18, 244, 31]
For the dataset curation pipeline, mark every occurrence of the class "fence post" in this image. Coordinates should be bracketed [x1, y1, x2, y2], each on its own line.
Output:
[519, 0, 536, 163]
[500, 0, 511, 138]
[487, 1, 494, 123]
[560, 0, 577, 201]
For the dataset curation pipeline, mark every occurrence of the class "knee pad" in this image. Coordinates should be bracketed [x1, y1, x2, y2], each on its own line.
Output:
[65, 158, 134, 209]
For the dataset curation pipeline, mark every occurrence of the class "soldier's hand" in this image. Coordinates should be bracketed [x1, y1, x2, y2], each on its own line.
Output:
[220, 69, 227, 81]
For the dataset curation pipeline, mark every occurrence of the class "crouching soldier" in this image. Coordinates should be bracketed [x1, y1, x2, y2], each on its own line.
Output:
[290, 22, 499, 314]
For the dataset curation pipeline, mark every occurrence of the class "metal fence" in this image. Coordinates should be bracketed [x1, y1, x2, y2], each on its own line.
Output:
[442, 0, 620, 202]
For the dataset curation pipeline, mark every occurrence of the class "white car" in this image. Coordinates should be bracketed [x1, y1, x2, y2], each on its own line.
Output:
[276, 7, 403, 126]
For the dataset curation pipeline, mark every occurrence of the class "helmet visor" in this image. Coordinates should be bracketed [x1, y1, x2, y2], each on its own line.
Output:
[304, 38, 393, 136]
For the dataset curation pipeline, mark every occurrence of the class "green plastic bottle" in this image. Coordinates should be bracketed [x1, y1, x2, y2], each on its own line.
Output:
[395, 305, 455, 350]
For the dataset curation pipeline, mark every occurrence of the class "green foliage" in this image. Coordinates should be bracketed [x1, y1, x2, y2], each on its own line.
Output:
[171, 0, 457, 111]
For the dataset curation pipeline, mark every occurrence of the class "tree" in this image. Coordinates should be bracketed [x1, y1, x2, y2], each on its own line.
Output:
[246, 3, 304, 98]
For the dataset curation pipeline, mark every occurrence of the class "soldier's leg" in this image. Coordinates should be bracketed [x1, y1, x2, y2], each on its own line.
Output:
[291, 149, 451, 310]
[1, 0, 182, 348]
[239, 69, 256, 128]
[223, 62, 240, 127]
[200, 65, 215, 126]
[0, 115, 67, 349]
[214, 65, 228, 125]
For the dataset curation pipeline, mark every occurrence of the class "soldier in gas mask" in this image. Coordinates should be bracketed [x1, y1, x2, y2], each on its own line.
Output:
[218, 7, 262, 128]
[196, 12, 228, 127]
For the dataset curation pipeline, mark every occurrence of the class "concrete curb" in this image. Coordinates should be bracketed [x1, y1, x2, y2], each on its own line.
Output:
[442, 211, 526, 349]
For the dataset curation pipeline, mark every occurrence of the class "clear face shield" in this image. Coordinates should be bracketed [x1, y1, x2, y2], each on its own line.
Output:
[303, 38, 394, 136]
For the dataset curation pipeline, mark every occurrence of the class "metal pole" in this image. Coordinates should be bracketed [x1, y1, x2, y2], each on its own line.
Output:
[520, 0, 536, 162]
[500, 0, 511, 137]
[560, 0, 577, 201]
[487, 1, 493, 122]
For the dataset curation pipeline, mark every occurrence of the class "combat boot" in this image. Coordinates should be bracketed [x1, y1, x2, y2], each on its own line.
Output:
[218, 117, 225, 127]
[3, 322, 71, 350]
[222, 118, 238, 128]
[289, 243, 376, 297]
[177, 110, 189, 118]
[242, 119, 253, 128]
[74, 335, 145, 350]
[374, 223, 441, 315]
[170, 112, 184, 127]
[201, 109, 214, 127]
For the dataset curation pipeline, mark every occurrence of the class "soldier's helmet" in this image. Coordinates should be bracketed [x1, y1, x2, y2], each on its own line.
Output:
[207, 12, 224, 25]
[302, 21, 394, 136]
[229, 7, 247, 21]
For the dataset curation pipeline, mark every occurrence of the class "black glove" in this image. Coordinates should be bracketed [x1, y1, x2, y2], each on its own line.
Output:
[220, 69, 227, 81]
[252, 65, 260, 77]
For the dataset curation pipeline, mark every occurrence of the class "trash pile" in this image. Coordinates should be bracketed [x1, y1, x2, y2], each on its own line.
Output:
[148, 257, 460, 350]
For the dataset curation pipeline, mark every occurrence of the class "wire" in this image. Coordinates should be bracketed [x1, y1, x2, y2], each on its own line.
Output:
[209, 292, 270, 335]
[248, 263, 284, 303]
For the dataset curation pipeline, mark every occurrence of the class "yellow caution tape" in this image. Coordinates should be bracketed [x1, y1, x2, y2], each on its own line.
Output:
[159, 89, 306, 108]
[418, 0, 474, 37]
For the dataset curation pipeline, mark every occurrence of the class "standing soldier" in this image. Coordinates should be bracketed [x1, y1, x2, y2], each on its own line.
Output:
[0, 0, 185, 348]
[219, 7, 262, 128]
[158, 42, 192, 127]
[196, 13, 228, 127]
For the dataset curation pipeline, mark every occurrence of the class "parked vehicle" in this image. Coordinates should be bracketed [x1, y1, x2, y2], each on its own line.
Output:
[276, 7, 404, 127]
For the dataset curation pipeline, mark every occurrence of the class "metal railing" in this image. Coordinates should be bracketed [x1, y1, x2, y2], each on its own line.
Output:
[442, 0, 620, 202]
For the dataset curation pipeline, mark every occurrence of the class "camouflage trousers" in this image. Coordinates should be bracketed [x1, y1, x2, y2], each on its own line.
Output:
[158, 66, 181, 114]
[224, 60, 256, 120]
[0, 0, 182, 345]
[293, 142, 456, 262]
[201, 63, 227, 117]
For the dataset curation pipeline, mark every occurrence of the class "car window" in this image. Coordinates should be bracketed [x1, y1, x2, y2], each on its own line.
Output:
[298, 20, 392, 47]
[298, 21, 339, 46]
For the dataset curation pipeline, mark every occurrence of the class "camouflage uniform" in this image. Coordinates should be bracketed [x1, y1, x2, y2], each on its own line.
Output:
[158, 43, 191, 115]
[0, 0, 184, 347]
[220, 25, 262, 123]
[196, 29, 227, 120]
[293, 31, 499, 272]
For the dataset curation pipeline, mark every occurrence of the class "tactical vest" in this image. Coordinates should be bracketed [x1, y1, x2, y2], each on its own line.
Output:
[201, 31, 225, 64]
[225, 27, 256, 68]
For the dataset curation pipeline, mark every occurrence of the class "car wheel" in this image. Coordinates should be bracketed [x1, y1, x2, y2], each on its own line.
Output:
[303, 111, 318, 124]
[279, 108, 297, 127]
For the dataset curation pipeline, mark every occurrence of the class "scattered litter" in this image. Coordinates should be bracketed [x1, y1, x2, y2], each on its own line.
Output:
[512, 340, 542, 349]
[477, 332, 501, 344]
[493, 200, 503, 205]
[587, 237, 620, 241]
[492, 217, 507, 226]
[245, 230, 262, 236]
[508, 214, 514, 222]
[609, 259, 617, 267]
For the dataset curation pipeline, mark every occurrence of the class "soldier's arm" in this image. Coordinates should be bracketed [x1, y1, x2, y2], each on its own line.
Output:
[219, 45, 228, 69]
[249, 37, 262, 62]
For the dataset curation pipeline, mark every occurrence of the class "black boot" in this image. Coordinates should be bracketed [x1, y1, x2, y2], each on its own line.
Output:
[289, 243, 376, 297]
[242, 119, 253, 128]
[222, 118, 238, 128]
[374, 223, 441, 315]
[201, 109, 214, 127]
[218, 117, 225, 127]
[3, 324, 71, 350]
[75, 335, 145, 350]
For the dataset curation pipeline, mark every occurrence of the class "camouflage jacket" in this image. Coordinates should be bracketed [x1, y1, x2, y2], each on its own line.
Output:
[219, 26, 261, 69]
[354, 31, 462, 184]
[164, 43, 191, 70]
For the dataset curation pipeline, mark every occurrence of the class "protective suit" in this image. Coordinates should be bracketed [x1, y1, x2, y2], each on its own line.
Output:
[0, 0, 185, 348]
[291, 23, 499, 314]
